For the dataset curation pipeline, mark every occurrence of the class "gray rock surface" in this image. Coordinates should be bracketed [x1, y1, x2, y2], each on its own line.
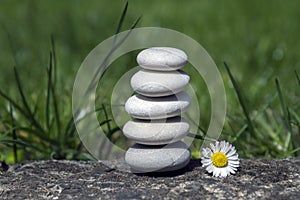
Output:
[0, 158, 299, 199]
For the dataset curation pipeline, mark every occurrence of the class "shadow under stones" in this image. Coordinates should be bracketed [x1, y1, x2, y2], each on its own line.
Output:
[134, 159, 202, 177]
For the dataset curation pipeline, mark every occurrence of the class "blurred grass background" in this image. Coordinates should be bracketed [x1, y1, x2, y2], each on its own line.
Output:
[0, 0, 299, 163]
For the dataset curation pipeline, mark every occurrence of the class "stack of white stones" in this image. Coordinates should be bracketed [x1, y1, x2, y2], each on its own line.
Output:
[123, 47, 191, 173]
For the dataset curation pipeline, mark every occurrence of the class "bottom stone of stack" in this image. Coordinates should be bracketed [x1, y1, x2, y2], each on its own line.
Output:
[125, 141, 190, 173]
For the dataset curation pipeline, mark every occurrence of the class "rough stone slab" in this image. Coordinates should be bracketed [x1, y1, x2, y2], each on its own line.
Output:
[0, 158, 299, 199]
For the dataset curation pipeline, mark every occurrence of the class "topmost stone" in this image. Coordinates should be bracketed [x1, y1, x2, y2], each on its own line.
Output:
[137, 47, 188, 71]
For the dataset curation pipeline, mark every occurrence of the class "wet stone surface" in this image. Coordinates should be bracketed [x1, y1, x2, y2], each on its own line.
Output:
[0, 158, 299, 199]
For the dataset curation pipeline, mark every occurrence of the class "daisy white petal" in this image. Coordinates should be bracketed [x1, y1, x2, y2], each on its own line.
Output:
[220, 168, 228, 177]
[210, 143, 216, 152]
[201, 159, 212, 166]
[222, 142, 229, 153]
[223, 143, 232, 154]
[220, 141, 227, 153]
[228, 161, 240, 166]
[215, 141, 221, 152]
[202, 148, 209, 157]
[206, 165, 214, 173]
[228, 160, 239, 165]
[202, 148, 213, 158]
[227, 149, 237, 157]
[202, 162, 212, 168]
[229, 157, 239, 161]
[228, 155, 239, 161]
[213, 167, 221, 177]
[228, 166, 236, 174]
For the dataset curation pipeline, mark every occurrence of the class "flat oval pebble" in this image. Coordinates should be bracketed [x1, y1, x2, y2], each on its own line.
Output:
[123, 117, 189, 145]
[137, 47, 188, 71]
[131, 69, 190, 97]
[125, 91, 191, 119]
[125, 141, 190, 173]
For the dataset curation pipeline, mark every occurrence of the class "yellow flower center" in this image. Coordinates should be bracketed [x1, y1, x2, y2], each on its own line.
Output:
[212, 152, 228, 167]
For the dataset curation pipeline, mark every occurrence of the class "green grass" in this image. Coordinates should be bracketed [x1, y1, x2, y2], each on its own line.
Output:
[0, 0, 299, 163]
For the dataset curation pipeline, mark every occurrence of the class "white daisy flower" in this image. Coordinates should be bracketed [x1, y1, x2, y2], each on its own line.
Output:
[201, 141, 239, 178]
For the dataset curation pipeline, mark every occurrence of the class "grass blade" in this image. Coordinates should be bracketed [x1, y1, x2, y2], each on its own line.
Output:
[48, 35, 61, 139]
[289, 108, 300, 123]
[187, 133, 217, 142]
[295, 70, 300, 88]
[0, 139, 29, 147]
[13, 66, 45, 133]
[64, 115, 77, 138]
[275, 78, 292, 132]
[52, 80, 61, 143]
[0, 139, 47, 153]
[13, 66, 32, 116]
[2, 24, 19, 67]
[46, 52, 53, 129]
[64, 107, 105, 139]
[130, 15, 142, 29]
[99, 119, 112, 127]
[0, 90, 50, 143]
[48, 47, 61, 139]
[102, 104, 111, 133]
[231, 124, 248, 142]
[0, 89, 29, 119]
[51, 35, 57, 84]
[185, 112, 206, 136]
[16, 126, 56, 145]
[224, 62, 255, 135]
[289, 147, 300, 155]
[32, 93, 41, 116]
[187, 133, 204, 140]
[9, 104, 17, 163]
[275, 78, 292, 152]
[115, 1, 128, 35]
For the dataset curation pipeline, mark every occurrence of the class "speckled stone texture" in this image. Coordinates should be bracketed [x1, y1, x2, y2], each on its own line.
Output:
[0, 158, 299, 199]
